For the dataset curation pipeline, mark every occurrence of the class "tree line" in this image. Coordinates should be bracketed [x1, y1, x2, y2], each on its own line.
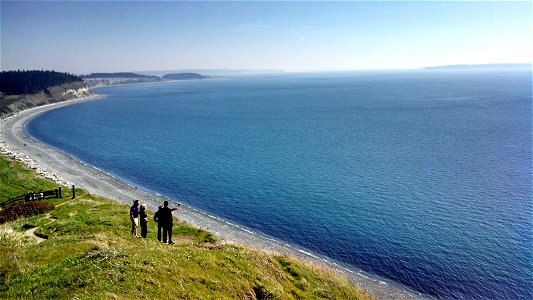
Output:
[81, 72, 159, 80]
[0, 70, 83, 96]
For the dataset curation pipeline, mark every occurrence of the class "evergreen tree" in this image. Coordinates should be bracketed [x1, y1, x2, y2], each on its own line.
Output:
[0, 70, 83, 96]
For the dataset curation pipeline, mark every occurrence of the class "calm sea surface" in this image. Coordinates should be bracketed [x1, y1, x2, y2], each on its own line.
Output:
[28, 70, 532, 299]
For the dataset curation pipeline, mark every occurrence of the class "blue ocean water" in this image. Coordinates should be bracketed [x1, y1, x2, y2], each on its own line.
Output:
[28, 70, 532, 299]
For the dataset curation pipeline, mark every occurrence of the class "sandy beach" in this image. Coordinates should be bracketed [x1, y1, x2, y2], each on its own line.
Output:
[0, 95, 426, 300]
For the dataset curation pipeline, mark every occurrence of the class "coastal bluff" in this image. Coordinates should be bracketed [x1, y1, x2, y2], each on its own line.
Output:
[0, 70, 92, 118]
[0, 82, 91, 118]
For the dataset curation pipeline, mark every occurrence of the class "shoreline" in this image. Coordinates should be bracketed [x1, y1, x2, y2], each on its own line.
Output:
[0, 93, 427, 300]
[87, 76, 223, 89]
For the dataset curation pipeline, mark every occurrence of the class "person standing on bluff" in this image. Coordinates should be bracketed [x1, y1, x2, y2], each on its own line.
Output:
[160, 201, 177, 244]
[139, 203, 148, 238]
[129, 200, 140, 237]
[153, 205, 163, 242]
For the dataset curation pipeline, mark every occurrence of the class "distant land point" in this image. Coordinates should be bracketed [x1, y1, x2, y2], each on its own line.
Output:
[425, 63, 531, 70]
[80, 72, 216, 88]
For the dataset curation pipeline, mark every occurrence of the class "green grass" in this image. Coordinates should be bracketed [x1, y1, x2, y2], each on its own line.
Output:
[0, 158, 59, 200]
[0, 156, 372, 299]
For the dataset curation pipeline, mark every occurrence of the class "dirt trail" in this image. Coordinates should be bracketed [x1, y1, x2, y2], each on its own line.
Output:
[24, 213, 57, 243]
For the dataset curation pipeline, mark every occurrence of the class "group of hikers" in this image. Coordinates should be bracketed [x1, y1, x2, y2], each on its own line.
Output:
[129, 199, 179, 244]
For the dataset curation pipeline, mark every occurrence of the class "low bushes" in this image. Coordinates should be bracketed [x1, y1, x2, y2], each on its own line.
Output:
[0, 201, 54, 224]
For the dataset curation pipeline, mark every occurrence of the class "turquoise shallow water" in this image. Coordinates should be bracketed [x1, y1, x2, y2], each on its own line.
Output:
[28, 70, 532, 299]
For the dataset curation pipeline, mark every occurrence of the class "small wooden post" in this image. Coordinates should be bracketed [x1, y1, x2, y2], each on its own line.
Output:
[71, 185, 75, 199]
[58, 187, 62, 198]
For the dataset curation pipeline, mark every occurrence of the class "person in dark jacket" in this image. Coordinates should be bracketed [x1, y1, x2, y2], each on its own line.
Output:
[153, 205, 163, 241]
[160, 201, 177, 244]
[129, 200, 140, 237]
[139, 204, 148, 238]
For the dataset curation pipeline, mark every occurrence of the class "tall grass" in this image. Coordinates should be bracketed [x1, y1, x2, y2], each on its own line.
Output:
[0, 224, 33, 286]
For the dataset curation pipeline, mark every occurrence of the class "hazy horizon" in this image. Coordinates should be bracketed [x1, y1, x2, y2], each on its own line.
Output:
[133, 63, 533, 77]
[1, 1, 531, 74]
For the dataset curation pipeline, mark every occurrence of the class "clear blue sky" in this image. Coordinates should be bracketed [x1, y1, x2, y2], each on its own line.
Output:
[1, 1, 531, 74]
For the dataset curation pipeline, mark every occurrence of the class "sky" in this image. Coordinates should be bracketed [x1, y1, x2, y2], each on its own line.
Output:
[1, 1, 531, 74]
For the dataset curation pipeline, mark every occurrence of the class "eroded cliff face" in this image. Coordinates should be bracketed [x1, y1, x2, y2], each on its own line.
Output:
[0, 82, 92, 117]
[61, 87, 91, 98]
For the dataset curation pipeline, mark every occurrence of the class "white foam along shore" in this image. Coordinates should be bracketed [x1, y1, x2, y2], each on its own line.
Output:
[0, 93, 428, 300]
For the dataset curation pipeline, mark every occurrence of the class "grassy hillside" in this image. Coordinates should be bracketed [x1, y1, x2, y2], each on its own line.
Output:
[0, 155, 372, 299]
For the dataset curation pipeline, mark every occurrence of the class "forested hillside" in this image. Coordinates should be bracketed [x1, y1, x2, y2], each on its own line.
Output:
[162, 72, 211, 80]
[0, 70, 83, 96]
[81, 72, 160, 80]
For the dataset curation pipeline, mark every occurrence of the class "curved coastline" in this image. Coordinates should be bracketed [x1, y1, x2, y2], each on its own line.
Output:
[0, 94, 428, 300]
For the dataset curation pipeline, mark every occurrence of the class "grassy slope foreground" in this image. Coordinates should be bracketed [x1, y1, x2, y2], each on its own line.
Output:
[0, 156, 371, 299]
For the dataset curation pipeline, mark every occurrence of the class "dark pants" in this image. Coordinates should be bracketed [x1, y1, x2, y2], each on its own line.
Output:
[162, 223, 173, 243]
[140, 221, 147, 238]
[157, 222, 162, 241]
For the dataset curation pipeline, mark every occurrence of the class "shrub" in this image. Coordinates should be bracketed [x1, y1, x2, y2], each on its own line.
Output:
[0, 201, 54, 224]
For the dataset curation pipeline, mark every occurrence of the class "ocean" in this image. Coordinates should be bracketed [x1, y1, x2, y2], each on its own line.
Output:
[27, 70, 532, 299]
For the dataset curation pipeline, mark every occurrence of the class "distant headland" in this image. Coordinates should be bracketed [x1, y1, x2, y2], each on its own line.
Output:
[0, 70, 221, 117]
[424, 63, 531, 70]
[0, 70, 219, 117]
[81, 72, 217, 88]
[162, 72, 214, 80]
